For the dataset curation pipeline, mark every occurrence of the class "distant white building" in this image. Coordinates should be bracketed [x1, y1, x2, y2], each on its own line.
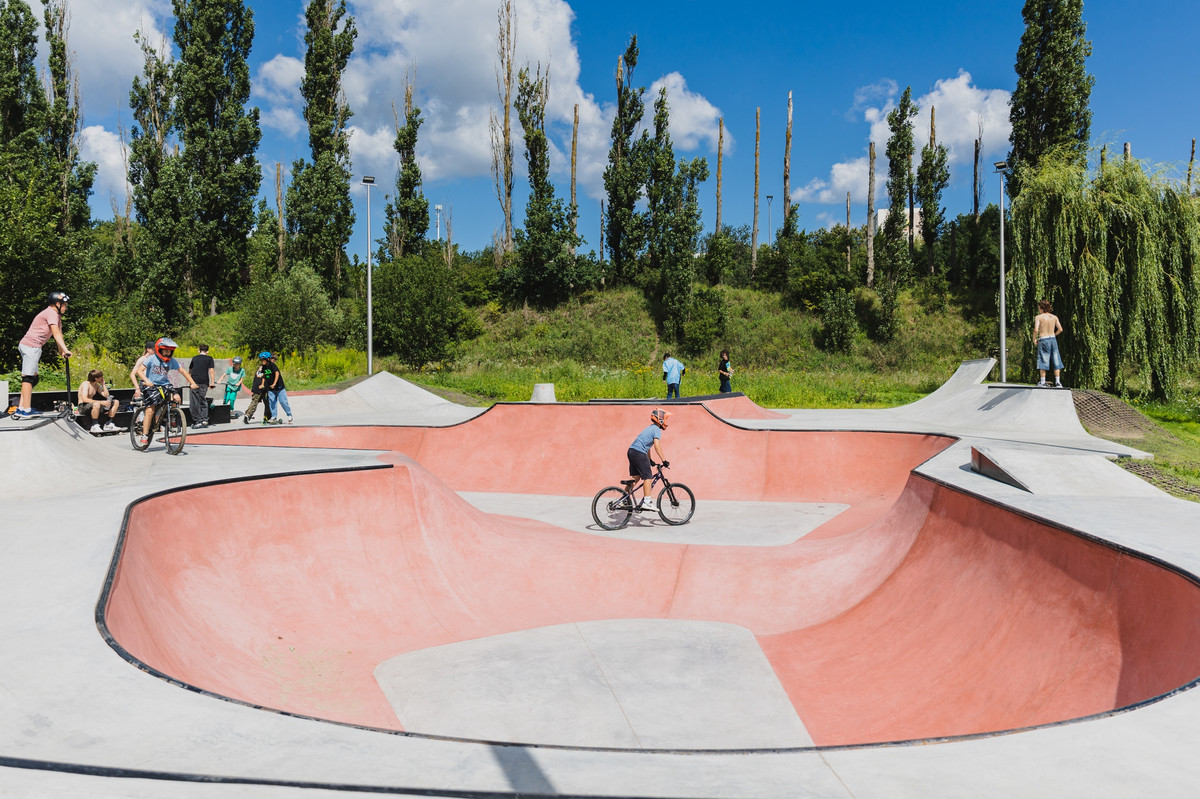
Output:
[874, 207, 923, 237]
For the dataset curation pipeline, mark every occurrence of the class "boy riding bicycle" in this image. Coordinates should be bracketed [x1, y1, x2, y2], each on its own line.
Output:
[133, 337, 199, 446]
[627, 408, 671, 511]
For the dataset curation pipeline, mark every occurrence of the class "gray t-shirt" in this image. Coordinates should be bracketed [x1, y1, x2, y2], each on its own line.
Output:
[629, 424, 662, 453]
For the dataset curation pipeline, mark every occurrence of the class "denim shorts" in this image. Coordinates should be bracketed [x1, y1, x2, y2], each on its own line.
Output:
[1037, 337, 1064, 371]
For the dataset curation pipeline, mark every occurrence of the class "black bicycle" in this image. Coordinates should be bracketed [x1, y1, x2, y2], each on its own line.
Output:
[129, 385, 187, 455]
[591, 461, 695, 531]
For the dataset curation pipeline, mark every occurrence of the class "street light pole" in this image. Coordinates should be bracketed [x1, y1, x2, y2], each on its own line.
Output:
[994, 162, 1009, 383]
[766, 195, 774, 246]
[362, 176, 375, 376]
[435, 204, 443, 241]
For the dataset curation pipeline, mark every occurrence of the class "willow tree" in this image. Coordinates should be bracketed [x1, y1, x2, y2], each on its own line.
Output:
[1010, 153, 1200, 398]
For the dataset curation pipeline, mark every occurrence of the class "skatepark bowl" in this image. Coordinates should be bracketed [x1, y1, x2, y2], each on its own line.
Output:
[102, 401, 1200, 752]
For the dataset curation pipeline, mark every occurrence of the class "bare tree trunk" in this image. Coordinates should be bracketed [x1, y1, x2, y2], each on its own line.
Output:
[715, 117, 723, 235]
[442, 205, 454, 269]
[1124, 142, 1131, 161]
[783, 91, 793, 227]
[489, 0, 516, 253]
[570, 103, 578, 255]
[275, 162, 286, 273]
[1189, 138, 1196, 193]
[751, 107, 760, 274]
[866, 141, 876, 287]
[973, 123, 982, 223]
[599, 200, 605, 265]
[846, 191, 852, 272]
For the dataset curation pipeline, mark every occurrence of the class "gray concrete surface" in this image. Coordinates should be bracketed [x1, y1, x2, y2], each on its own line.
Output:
[4, 365, 1200, 797]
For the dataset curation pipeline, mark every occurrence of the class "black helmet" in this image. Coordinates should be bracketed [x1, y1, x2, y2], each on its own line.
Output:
[154, 337, 178, 362]
[48, 291, 69, 307]
[232, 356, 243, 364]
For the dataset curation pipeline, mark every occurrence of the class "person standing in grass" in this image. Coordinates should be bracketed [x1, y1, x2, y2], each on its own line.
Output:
[662, 352, 686, 399]
[717, 349, 733, 394]
[1034, 300, 1064, 388]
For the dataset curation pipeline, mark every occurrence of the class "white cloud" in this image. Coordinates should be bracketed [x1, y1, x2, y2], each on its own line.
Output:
[796, 71, 1011, 207]
[647, 72, 727, 154]
[253, 54, 306, 137]
[79, 125, 131, 212]
[33, 0, 172, 122]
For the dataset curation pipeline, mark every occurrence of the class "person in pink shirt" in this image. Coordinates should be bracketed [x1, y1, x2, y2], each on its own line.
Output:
[12, 292, 71, 420]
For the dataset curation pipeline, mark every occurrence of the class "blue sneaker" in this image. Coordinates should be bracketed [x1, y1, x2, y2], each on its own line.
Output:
[22, 408, 42, 417]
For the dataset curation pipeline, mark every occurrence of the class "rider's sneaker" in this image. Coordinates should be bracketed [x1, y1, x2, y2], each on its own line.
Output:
[138, 435, 149, 447]
[287, 415, 294, 424]
[13, 408, 42, 419]
[639, 499, 656, 511]
[102, 421, 119, 432]
[242, 415, 252, 425]
[89, 423, 102, 434]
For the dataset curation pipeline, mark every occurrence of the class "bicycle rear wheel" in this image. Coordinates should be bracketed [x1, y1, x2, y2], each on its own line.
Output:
[129, 406, 151, 451]
[592, 486, 634, 530]
[657, 482, 695, 525]
[162, 404, 187, 455]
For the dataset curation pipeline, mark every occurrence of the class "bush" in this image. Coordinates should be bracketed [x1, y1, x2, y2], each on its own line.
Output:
[235, 264, 336, 357]
[680, 286, 727, 355]
[820, 288, 858, 352]
[373, 251, 466, 369]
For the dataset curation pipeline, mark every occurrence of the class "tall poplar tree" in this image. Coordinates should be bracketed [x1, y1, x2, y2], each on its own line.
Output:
[171, 0, 262, 312]
[881, 86, 917, 284]
[507, 63, 581, 307]
[603, 35, 646, 283]
[0, 0, 60, 364]
[286, 0, 356, 299]
[916, 107, 949, 274]
[644, 87, 708, 340]
[1007, 0, 1093, 199]
[42, 0, 94, 234]
[382, 74, 428, 260]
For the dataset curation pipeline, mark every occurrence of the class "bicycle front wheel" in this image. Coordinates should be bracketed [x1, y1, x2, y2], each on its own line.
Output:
[592, 486, 633, 531]
[657, 482, 695, 525]
[162, 405, 187, 455]
[129, 406, 151, 451]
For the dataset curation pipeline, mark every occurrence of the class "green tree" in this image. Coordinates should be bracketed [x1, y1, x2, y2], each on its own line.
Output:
[382, 76, 428, 260]
[643, 88, 708, 340]
[286, 0, 356, 300]
[0, 0, 44, 147]
[171, 0, 262, 311]
[42, 0, 95, 234]
[1007, 0, 1093, 199]
[880, 86, 917, 287]
[507, 63, 583, 307]
[915, 114, 949, 275]
[603, 36, 646, 283]
[1010, 153, 1200, 398]
[235, 262, 335, 358]
[373, 250, 465, 369]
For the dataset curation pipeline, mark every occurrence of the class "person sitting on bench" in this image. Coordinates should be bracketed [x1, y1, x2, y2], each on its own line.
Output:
[78, 369, 120, 434]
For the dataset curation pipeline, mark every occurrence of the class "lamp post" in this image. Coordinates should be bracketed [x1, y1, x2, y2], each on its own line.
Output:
[362, 176, 375, 375]
[435, 204, 443, 241]
[766, 195, 774, 245]
[994, 161, 1009, 383]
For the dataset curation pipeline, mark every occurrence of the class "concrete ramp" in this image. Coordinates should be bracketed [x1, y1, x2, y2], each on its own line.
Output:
[1, 418, 152, 499]
[972, 444, 1164, 497]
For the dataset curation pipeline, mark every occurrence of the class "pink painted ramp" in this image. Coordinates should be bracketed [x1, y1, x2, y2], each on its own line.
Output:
[103, 416, 1200, 748]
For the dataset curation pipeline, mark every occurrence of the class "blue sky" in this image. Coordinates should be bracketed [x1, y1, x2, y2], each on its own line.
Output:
[53, 0, 1200, 257]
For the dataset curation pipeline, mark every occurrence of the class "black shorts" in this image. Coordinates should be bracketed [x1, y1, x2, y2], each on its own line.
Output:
[627, 447, 652, 480]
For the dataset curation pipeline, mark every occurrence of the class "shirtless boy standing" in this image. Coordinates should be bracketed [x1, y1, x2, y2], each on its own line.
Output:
[1034, 300, 1064, 388]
